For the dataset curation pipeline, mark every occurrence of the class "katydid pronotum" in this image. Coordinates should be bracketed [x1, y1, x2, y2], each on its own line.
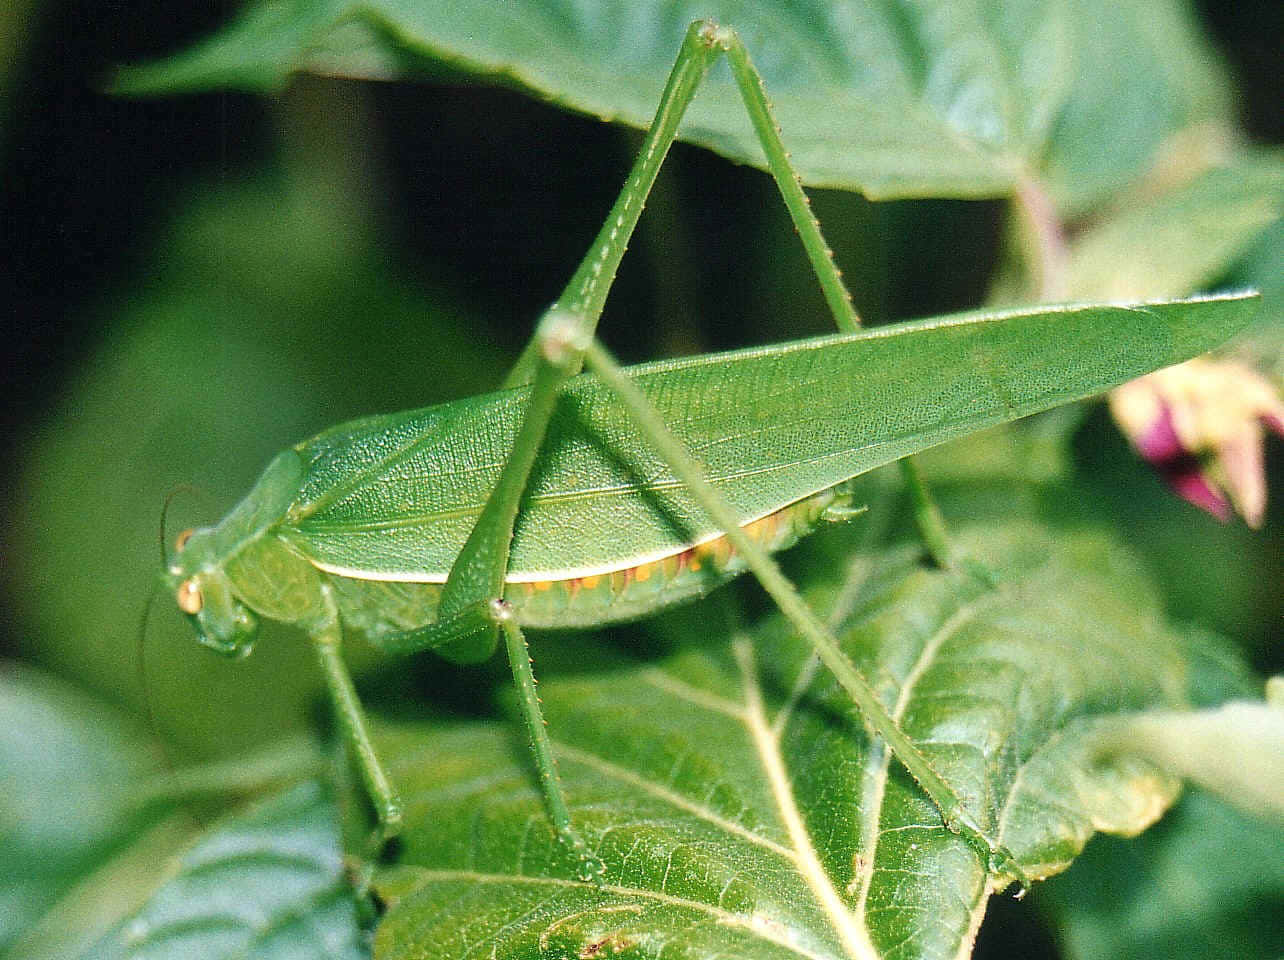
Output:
[160, 20, 1252, 894]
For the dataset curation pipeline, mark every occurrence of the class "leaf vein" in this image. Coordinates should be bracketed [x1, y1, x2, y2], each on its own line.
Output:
[736, 639, 879, 960]
[401, 869, 838, 960]
[556, 742, 796, 861]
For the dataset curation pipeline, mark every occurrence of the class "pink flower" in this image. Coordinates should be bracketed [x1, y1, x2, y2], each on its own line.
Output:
[1109, 358, 1284, 528]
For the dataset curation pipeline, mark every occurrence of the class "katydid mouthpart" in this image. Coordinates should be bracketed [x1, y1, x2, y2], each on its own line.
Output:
[159, 19, 1255, 892]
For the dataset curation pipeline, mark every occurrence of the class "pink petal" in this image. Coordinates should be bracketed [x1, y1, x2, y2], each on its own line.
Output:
[1167, 465, 1232, 523]
[1133, 401, 1186, 462]
[1219, 431, 1268, 529]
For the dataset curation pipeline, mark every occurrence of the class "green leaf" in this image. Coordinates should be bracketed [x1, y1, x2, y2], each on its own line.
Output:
[1041, 789, 1284, 960]
[1038, 634, 1282, 960]
[1064, 152, 1284, 300]
[86, 781, 362, 960]
[0, 665, 162, 954]
[1082, 621, 1284, 823]
[13, 781, 362, 960]
[1225, 218, 1284, 380]
[1, 667, 360, 960]
[364, 506, 1194, 958]
[112, 0, 1231, 203]
[1040, 0, 1234, 216]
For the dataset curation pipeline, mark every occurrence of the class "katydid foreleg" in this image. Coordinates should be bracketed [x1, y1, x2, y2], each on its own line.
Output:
[310, 591, 402, 849]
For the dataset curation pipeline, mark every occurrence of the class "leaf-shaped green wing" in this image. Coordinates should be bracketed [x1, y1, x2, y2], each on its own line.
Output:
[286, 294, 1255, 582]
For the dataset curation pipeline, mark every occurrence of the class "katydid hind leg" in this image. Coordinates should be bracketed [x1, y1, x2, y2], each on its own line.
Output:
[714, 22, 975, 578]
[571, 334, 1029, 891]
[424, 16, 1023, 888]
[498, 608, 605, 881]
[716, 30, 1023, 884]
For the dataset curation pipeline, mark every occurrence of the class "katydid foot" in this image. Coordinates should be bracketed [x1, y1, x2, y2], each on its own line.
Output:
[943, 807, 1030, 897]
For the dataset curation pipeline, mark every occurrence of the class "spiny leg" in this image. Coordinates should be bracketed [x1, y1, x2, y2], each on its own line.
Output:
[503, 19, 860, 391]
[715, 23, 966, 572]
[496, 602, 605, 880]
[428, 16, 861, 877]
[663, 30, 1012, 871]
[551, 325, 1028, 890]
[309, 589, 403, 891]
[426, 327, 608, 876]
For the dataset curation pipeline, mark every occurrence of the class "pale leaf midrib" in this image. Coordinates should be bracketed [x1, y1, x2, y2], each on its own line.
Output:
[735, 640, 879, 960]
[400, 869, 837, 960]
[642, 669, 746, 719]
[553, 741, 797, 862]
[850, 594, 993, 926]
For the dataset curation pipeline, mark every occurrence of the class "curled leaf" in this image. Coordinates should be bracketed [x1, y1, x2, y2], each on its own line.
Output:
[1089, 701, 1284, 821]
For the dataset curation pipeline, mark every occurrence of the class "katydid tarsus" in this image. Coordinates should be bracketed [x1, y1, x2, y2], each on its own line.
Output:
[160, 19, 1250, 895]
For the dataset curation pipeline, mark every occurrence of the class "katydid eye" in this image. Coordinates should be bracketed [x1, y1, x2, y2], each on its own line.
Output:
[175, 528, 195, 551]
[177, 578, 203, 614]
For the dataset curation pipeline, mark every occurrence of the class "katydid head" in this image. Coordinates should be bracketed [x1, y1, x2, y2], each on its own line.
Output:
[165, 526, 259, 659]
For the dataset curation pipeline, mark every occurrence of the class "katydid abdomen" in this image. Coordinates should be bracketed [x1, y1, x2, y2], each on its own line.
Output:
[324, 482, 850, 638]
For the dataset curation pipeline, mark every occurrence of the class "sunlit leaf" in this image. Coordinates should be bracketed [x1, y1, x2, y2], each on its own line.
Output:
[113, 0, 1231, 203]
[366, 509, 1196, 958]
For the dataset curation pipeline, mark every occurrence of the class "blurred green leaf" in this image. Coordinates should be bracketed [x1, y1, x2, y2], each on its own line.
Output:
[1176, 625, 1272, 709]
[1090, 702, 1284, 820]
[12, 781, 363, 960]
[1039, 633, 1282, 960]
[113, 0, 1231, 204]
[362, 504, 1197, 959]
[0, 665, 163, 953]
[1041, 0, 1234, 216]
[1225, 219, 1284, 380]
[1041, 789, 1284, 960]
[8, 159, 503, 757]
[1064, 151, 1284, 299]
[1085, 621, 1284, 823]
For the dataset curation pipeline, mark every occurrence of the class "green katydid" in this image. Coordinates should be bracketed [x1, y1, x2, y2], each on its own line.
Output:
[160, 20, 1254, 892]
